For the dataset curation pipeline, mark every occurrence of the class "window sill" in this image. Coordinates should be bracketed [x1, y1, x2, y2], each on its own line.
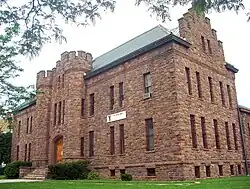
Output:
[119, 154, 125, 156]
[192, 148, 199, 151]
[145, 150, 155, 154]
[203, 148, 209, 151]
[88, 115, 95, 118]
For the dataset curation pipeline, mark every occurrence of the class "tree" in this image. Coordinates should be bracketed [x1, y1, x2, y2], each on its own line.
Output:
[0, 132, 12, 164]
[0, 0, 249, 117]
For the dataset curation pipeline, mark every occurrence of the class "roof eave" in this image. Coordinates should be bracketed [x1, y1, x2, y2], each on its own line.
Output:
[85, 34, 190, 79]
[14, 99, 36, 114]
[225, 62, 239, 73]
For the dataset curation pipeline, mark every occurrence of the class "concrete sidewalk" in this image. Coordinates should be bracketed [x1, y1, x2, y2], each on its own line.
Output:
[0, 179, 43, 183]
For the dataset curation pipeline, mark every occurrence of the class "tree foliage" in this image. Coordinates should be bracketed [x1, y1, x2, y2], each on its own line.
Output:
[0, 132, 12, 164]
[0, 0, 248, 118]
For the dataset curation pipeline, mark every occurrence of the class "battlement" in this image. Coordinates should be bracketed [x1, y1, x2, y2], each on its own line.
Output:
[37, 70, 53, 88]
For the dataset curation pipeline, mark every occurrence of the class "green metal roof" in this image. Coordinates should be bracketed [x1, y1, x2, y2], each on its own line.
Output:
[14, 99, 36, 113]
[92, 25, 173, 71]
[86, 25, 190, 78]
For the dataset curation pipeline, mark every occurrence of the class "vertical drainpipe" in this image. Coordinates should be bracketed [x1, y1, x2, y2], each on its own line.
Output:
[237, 105, 249, 175]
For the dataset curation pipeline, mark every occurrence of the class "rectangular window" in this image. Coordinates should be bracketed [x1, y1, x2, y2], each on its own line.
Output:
[214, 119, 220, 149]
[196, 72, 202, 98]
[119, 82, 124, 107]
[248, 123, 250, 136]
[30, 116, 33, 133]
[81, 99, 85, 117]
[89, 94, 95, 116]
[62, 100, 65, 124]
[62, 74, 64, 88]
[230, 165, 234, 175]
[110, 86, 115, 110]
[238, 165, 242, 174]
[120, 169, 125, 174]
[26, 118, 29, 133]
[28, 143, 31, 162]
[227, 85, 232, 107]
[146, 118, 154, 151]
[18, 121, 21, 136]
[208, 77, 214, 102]
[185, 67, 192, 95]
[218, 165, 223, 176]
[195, 166, 200, 178]
[144, 73, 152, 94]
[110, 126, 115, 155]
[190, 115, 197, 148]
[58, 101, 62, 125]
[206, 166, 211, 177]
[89, 131, 94, 157]
[80, 137, 84, 157]
[232, 123, 238, 150]
[16, 145, 19, 161]
[58, 76, 61, 89]
[201, 36, 206, 51]
[110, 170, 115, 176]
[24, 144, 27, 162]
[147, 168, 156, 176]
[54, 103, 57, 125]
[219, 82, 225, 106]
[225, 122, 231, 150]
[119, 124, 125, 154]
[201, 117, 208, 149]
[207, 39, 212, 54]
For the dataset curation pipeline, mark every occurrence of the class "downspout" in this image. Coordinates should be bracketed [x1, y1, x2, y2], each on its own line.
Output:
[237, 105, 249, 175]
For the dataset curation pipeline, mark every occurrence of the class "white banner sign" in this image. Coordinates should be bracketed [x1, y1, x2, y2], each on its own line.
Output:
[107, 111, 126, 123]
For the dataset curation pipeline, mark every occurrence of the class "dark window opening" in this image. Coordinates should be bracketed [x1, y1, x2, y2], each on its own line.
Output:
[80, 137, 84, 157]
[28, 143, 31, 162]
[147, 168, 156, 176]
[208, 77, 214, 102]
[201, 36, 206, 51]
[146, 118, 154, 151]
[196, 72, 202, 98]
[201, 117, 208, 149]
[26, 118, 29, 133]
[120, 169, 125, 174]
[195, 166, 200, 178]
[18, 121, 21, 136]
[230, 165, 234, 175]
[90, 94, 95, 116]
[225, 122, 231, 150]
[238, 165, 242, 175]
[89, 131, 94, 157]
[30, 116, 33, 133]
[232, 123, 238, 150]
[24, 144, 27, 162]
[218, 165, 223, 176]
[185, 67, 192, 95]
[206, 166, 211, 177]
[62, 100, 65, 124]
[120, 124, 125, 154]
[54, 103, 57, 125]
[58, 101, 62, 125]
[219, 82, 225, 106]
[110, 170, 115, 176]
[62, 74, 64, 88]
[207, 39, 212, 54]
[16, 145, 19, 161]
[190, 115, 197, 148]
[119, 82, 124, 107]
[110, 126, 115, 155]
[227, 85, 232, 107]
[110, 86, 115, 110]
[214, 119, 220, 149]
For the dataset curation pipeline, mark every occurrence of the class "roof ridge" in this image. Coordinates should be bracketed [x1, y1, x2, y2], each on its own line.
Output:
[93, 25, 165, 62]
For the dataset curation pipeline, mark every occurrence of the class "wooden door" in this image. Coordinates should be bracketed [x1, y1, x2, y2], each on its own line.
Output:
[55, 138, 63, 163]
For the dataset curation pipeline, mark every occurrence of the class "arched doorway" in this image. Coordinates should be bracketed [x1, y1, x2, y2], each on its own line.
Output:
[54, 136, 63, 163]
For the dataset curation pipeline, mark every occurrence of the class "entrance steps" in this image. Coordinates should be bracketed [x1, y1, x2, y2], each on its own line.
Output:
[23, 167, 48, 180]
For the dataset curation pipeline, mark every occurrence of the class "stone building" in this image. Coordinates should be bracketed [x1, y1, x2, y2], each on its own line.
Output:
[12, 9, 249, 180]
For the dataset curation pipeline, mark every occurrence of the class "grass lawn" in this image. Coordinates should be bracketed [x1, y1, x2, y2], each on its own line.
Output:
[0, 175, 5, 179]
[0, 176, 250, 189]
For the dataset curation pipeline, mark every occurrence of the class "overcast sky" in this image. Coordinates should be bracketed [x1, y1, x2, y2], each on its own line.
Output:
[15, 0, 250, 107]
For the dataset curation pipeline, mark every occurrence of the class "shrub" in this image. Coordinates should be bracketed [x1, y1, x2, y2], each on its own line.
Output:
[120, 173, 132, 181]
[87, 171, 100, 180]
[4, 161, 32, 179]
[0, 167, 5, 175]
[48, 160, 90, 180]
